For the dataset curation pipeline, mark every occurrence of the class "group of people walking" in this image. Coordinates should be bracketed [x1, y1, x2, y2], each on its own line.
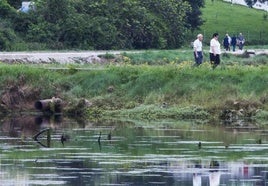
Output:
[223, 33, 245, 52]
[193, 32, 245, 69]
[193, 33, 221, 69]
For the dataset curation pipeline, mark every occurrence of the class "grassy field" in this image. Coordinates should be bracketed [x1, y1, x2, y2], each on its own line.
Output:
[192, 0, 268, 45]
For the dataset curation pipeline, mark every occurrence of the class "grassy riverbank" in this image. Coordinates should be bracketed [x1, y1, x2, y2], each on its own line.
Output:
[0, 50, 268, 124]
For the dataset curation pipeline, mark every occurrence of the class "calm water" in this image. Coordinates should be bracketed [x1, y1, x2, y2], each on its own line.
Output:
[0, 115, 268, 186]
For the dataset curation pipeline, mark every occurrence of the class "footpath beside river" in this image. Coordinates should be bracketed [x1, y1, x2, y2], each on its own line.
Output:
[0, 51, 124, 64]
[1, 49, 268, 64]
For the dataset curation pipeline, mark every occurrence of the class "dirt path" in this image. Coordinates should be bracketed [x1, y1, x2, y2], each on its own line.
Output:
[0, 49, 267, 64]
[0, 51, 124, 64]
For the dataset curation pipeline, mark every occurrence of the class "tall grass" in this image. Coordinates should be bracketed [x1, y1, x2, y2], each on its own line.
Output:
[0, 57, 267, 120]
[122, 50, 194, 65]
[0, 64, 62, 98]
[74, 63, 267, 108]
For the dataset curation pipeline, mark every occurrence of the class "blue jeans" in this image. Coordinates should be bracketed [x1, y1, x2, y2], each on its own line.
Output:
[232, 45, 236, 52]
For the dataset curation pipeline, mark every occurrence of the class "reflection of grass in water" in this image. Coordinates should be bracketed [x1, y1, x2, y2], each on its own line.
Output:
[255, 110, 268, 123]
[2, 121, 268, 165]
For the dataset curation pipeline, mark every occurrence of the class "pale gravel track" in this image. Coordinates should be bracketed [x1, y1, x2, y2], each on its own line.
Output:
[0, 51, 125, 64]
[0, 49, 267, 64]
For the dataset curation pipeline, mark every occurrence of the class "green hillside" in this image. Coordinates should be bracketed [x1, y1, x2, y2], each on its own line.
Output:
[196, 0, 268, 45]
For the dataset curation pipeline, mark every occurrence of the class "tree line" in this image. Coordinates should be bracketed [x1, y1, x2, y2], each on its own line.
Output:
[245, 0, 268, 8]
[0, 0, 204, 50]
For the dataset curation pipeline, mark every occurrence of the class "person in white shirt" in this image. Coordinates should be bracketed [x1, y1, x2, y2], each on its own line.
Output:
[193, 34, 203, 66]
[209, 33, 221, 69]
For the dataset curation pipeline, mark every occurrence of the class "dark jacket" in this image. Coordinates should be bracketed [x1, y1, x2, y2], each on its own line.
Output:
[223, 36, 229, 47]
[231, 36, 237, 45]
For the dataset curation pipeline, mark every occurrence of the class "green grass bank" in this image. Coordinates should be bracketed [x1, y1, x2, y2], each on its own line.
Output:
[0, 52, 268, 123]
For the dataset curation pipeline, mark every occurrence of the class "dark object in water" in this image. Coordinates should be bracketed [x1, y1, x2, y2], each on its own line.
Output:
[198, 141, 202, 149]
[107, 131, 111, 141]
[98, 132, 101, 143]
[61, 134, 70, 146]
[35, 97, 62, 113]
[33, 128, 51, 148]
[256, 139, 262, 144]
[98, 132, 102, 151]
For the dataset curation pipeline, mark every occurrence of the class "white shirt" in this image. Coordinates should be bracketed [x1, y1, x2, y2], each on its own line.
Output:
[228, 36, 231, 44]
[193, 39, 202, 52]
[209, 38, 221, 54]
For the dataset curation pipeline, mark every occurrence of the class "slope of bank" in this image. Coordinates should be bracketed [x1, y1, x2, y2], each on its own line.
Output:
[0, 61, 267, 124]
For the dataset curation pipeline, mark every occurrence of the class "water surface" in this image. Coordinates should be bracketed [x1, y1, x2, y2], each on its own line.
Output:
[0, 116, 268, 185]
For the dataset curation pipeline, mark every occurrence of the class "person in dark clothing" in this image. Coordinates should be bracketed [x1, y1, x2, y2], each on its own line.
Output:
[223, 34, 230, 51]
[231, 35, 237, 52]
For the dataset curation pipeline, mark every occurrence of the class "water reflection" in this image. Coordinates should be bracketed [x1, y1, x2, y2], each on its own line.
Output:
[0, 117, 268, 185]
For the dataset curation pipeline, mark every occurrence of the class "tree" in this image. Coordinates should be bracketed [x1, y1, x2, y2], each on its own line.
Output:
[7, 0, 21, 9]
[35, 0, 71, 24]
[244, 0, 257, 7]
[0, 0, 205, 50]
[253, 0, 267, 2]
[0, 0, 16, 18]
[184, 0, 205, 32]
[139, 0, 190, 48]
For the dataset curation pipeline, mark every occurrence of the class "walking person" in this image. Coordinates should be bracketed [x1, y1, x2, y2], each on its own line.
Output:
[209, 33, 221, 69]
[237, 33, 245, 50]
[193, 34, 203, 66]
[223, 34, 230, 51]
[231, 34, 237, 52]
[227, 34, 231, 51]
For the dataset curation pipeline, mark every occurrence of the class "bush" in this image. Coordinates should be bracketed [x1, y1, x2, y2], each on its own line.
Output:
[0, 27, 19, 51]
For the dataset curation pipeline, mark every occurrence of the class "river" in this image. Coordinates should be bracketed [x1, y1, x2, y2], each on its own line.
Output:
[0, 115, 268, 185]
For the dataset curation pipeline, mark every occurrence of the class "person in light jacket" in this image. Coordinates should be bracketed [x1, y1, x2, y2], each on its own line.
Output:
[193, 34, 204, 66]
[237, 33, 245, 50]
[209, 33, 221, 69]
